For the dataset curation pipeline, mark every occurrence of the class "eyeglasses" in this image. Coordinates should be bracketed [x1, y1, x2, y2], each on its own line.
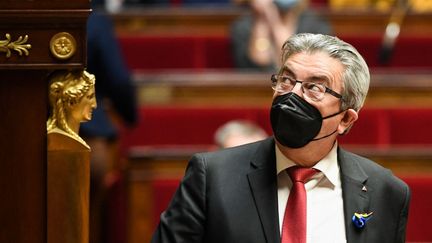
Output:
[271, 74, 343, 101]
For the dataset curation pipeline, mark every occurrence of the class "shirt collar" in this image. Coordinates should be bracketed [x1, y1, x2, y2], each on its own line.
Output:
[275, 142, 340, 187]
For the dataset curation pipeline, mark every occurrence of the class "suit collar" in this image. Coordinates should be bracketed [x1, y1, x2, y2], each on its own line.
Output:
[338, 147, 372, 243]
[247, 137, 280, 243]
[338, 147, 368, 182]
[249, 137, 276, 169]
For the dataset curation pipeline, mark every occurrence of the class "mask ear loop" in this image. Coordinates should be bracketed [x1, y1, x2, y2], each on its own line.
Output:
[322, 109, 346, 119]
[311, 128, 339, 141]
[311, 109, 347, 141]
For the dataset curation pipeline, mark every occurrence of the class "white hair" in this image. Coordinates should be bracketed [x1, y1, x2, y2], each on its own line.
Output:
[281, 33, 370, 111]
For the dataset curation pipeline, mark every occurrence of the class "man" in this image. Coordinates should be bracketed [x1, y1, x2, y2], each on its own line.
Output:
[151, 33, 410, 243]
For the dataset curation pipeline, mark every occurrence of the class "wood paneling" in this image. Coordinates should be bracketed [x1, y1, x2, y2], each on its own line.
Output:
[0, 0, 89, 9]
[0, 70, 48, 243]
[0, 1, 89, 242]
[132, 70, 432, 107]
[0, 9, 89, 69]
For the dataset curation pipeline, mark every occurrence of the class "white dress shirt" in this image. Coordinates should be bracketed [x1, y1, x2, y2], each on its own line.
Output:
[276, 142, 347, 243]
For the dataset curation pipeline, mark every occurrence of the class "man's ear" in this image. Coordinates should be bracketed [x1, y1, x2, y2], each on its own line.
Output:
[338, 109, 358, 135]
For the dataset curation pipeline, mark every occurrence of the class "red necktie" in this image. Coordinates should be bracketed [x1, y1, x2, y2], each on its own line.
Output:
[281, 166, 317, 243]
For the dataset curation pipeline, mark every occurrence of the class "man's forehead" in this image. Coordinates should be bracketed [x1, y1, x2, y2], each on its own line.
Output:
[282, 52, 344, 85]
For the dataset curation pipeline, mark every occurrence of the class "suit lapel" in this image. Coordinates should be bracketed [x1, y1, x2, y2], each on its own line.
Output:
[247, 138, 280, 243]
[245, 142, 373, 243]
[338, 147, 372, 243]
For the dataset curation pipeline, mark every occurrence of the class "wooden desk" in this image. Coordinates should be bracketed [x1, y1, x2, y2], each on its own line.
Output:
[133, 69, 432, 107]
[112, 7, 432, 36]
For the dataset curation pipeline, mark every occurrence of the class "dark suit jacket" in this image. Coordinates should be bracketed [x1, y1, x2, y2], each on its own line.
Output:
[151, 138, 410, 243]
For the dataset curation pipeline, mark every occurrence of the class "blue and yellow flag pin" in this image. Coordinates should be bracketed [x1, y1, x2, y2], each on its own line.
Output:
[352, 212, 373, 229]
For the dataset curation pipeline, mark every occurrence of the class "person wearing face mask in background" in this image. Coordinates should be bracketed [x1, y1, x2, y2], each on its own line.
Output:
[151, 33, 410, 243]
[230, 0, 332, 71]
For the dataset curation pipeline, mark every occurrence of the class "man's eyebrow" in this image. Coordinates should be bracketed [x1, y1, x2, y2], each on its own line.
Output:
[306, 75, 330, 84]
[281, 67, 330, 84]
[280, 66, 296, 77]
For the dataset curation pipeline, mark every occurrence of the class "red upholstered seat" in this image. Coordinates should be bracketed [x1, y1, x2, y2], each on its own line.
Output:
[120, 106, 271, 150]
[118, 35, 233, 70]
[338, 108, 390, 146]
[118, 35, 432, 71]
[340, 36, 432, 68]
[151, 179, 181, 230]
[120, 106, 432, 151]
[388, 108, 432, 145]
[106, 173, 128, 243]
[401, 176, 432, 242]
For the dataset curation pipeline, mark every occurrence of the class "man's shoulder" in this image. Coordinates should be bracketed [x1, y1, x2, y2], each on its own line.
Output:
[196, 139, 263, 159]
[338, 147, 409, 189]
[192, 138, 273, 169]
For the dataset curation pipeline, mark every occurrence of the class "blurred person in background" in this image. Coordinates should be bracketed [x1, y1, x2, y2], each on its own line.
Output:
[214, 119, 268, 148]
[330, 0, 432, 12]
[81, 2, 138, 242]
[230, 0, 332, 71]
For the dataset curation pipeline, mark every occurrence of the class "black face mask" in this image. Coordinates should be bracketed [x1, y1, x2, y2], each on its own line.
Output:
[270, 92, 344, 148]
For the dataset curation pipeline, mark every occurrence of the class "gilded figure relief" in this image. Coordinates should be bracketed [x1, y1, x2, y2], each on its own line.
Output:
[47, 70, 97, 149]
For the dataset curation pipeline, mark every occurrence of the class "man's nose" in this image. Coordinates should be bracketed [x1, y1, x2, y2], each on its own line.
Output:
[291, 81, 303, 97]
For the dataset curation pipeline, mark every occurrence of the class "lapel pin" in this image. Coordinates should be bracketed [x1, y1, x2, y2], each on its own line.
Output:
[362, 185, 367, 192]
[352, 212, 373, 229]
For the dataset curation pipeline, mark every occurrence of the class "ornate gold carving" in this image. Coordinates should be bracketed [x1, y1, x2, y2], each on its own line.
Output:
[47, 70, 97, 149]
[0, 33, 31, 58]
[50, 32, 77, 60]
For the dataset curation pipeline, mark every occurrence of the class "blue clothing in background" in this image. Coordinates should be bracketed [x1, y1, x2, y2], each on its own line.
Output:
[80, 12, 137, 140]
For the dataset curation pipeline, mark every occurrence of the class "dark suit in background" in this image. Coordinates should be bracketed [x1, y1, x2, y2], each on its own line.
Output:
[81, 12, 137, 140]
